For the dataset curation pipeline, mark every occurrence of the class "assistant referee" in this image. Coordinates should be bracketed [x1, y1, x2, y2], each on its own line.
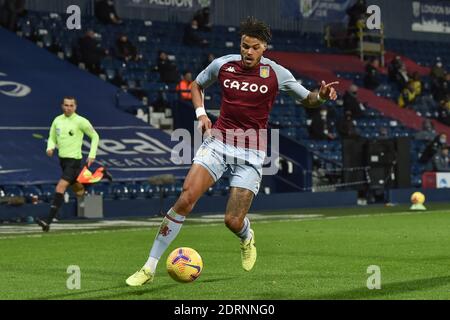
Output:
[36, 96, 99, 232]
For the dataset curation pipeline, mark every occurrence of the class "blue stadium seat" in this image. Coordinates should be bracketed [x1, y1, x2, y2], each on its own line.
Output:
[2, 185, 24, 197]
[105, 68, 116, 81]
[111, 183, 129, 200]
[127, 183, 146, 199]
[141, 183, 158, 198]
[22, 185, 42, 203]
[39, 184, 55, 202]
[412, 176, 422, 187]
[163, 183, 182, 198]
[90, 183, 113, 200]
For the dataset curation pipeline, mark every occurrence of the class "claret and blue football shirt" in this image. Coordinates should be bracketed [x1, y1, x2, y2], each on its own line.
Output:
[195, 54, 311, 150]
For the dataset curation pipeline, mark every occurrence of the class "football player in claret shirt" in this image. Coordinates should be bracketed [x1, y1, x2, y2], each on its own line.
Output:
[126, 17, 338, 286]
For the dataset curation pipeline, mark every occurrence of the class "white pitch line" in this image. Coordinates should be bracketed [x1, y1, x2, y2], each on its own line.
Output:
[0, 209, 442, 239]
[0, 214, 322, 235]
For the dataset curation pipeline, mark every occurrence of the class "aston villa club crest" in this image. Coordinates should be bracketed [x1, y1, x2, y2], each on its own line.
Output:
[260, 66, 270, 78]
[159, 222, 171, 237]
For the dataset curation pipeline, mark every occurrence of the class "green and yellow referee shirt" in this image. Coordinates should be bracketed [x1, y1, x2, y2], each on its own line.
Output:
[46, 113, 99, 159]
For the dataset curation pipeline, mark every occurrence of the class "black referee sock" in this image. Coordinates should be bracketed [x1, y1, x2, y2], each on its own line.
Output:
[46, 192, 64, 224]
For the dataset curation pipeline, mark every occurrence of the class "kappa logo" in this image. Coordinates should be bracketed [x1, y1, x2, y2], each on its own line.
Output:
[225, 66, 236, 73]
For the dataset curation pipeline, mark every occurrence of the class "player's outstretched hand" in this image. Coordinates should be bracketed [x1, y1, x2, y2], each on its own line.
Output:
[197, 115, 212, 136]
[319, 80, 339, 101]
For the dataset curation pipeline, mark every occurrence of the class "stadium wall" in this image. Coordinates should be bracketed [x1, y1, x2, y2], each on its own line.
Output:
[0, 190, 358, 221]
[370, 0, 450, 43]
[388, 188, 450, 204]
[24, 0, 94, 14]
[24, 0, 450, 43]
[4, 188, 450, 222]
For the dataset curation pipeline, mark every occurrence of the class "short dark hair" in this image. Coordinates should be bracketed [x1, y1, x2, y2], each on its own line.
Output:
[239, 17, 271, 43]
[62, 96, 77, 104]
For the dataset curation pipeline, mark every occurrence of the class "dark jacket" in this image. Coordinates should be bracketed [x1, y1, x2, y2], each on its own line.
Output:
[183, 25, 204, 47]
[0, 0, 26, 31]
[116, 39, 137, 61]
[95, 0, 119, 24]
[346, 0, 367, 30]
[342, 91, 364, 118]
[309, 113, 335, 140]
[438, 106, 450, 126]
[338, 117, 359, 138]
[419, 135, 446, 164]
[432, 153, 450, 172]
[364, 63, 380, 90]
[156, 59, 179, 84]
[193, 8, 211, 31]
[78, 35, 106, 65]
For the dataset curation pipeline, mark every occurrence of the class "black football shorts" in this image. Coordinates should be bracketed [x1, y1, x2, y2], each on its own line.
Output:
[59, 158, 83, 184]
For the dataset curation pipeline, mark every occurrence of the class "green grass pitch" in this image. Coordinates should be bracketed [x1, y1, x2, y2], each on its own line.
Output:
[1, 204, 450, 300]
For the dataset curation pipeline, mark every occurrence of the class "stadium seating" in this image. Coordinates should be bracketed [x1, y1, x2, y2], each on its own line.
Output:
[22, 185, 43, 203]
[37, 184, 54, 202]
[9, 10, 450, 195]
[385, 39, 450, 68]
[2, 185, 24, 198]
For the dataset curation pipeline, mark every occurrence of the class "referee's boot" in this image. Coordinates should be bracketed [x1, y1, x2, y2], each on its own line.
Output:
[36, 218, 50, 232]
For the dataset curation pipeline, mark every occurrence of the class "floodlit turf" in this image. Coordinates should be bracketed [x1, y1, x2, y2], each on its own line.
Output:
[1, 204, 450, 300]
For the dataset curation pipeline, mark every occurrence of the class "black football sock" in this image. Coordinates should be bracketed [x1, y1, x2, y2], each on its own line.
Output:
[46, 192, 64, 224]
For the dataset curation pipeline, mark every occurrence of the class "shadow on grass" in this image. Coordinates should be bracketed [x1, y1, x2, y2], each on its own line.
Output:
[200, 276, 235, 284]
[33, 276, 235, 300]
[32, 282, 183, 300]
[87, 276, 236, 300]
[309, 275, 450, 299]
[87, 284, 178, 300]
[296, 250, 450, 265]
[32, 285, 126, 300]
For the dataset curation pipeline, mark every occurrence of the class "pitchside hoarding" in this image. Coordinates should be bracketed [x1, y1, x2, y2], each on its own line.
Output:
[281, 0, 351, 22]
[123, 0, 211, 11]
[411, 0, 450, 34]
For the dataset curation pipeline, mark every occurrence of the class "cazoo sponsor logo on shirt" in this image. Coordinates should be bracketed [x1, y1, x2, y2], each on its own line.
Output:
[223, 79, 269, 94]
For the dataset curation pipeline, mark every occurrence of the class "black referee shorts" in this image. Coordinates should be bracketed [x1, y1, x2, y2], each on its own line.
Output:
[59, 158, 83, 184]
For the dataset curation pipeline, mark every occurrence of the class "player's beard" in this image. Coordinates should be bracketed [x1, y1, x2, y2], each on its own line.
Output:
[242, 56, 257, 69]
